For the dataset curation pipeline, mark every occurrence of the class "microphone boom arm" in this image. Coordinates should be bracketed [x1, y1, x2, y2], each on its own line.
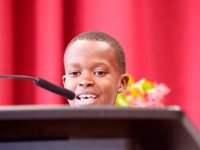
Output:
[0, 75, 75, 100]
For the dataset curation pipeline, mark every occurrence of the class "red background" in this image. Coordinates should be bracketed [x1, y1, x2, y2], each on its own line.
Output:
[0, 0, 200, 131]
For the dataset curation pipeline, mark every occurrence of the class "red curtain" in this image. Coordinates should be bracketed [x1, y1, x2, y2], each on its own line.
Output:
[0, 0, 200, 131]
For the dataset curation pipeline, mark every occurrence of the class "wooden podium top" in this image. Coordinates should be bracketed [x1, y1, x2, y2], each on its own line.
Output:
[0, 105, 199, 150]
[0, 105, 183, 120]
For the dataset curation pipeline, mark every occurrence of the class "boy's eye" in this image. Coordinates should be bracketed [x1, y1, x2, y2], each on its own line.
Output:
[94, 71, 106, 76]
[68, 71, 80, 77]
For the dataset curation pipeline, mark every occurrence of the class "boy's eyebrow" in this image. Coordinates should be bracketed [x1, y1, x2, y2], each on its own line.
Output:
[92, 62, 111, 67]
[91, 62, 118, 72]
[93, 62, 117, 72]
[67, 63, 80, 67]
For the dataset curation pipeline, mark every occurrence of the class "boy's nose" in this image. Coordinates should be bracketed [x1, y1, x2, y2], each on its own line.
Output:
[78, 79, 95, 88]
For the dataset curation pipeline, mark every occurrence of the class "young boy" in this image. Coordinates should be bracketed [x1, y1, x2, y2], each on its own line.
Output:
[62, 31, 129, 106]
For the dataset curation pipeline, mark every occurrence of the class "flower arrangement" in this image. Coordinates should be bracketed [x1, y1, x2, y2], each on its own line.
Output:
[115, 75, 170, 107]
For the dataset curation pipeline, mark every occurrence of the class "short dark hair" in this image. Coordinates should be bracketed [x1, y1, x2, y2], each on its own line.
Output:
[65, 31, 126, 74]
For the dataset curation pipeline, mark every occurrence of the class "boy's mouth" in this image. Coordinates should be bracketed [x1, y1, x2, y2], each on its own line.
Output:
[75, 93, 99, 105]
[76, 93, 99, 100]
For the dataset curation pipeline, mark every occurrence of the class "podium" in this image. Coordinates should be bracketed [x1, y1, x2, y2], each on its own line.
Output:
[0, 105, 199, 150]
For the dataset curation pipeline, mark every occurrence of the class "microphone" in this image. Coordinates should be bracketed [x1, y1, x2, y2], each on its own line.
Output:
[0, 75, 75, 100]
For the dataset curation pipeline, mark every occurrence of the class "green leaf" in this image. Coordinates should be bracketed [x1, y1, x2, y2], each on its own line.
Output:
[142, 79, 154, 92]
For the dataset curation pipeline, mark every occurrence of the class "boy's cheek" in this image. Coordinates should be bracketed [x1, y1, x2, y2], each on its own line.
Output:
[63, 79, 77, 91]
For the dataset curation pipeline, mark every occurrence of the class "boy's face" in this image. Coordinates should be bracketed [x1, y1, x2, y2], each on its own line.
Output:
[63, 40, 128, 107]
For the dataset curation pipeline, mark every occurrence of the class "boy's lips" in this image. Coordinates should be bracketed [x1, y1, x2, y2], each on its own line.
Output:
[76, 92, 99, 100]
[74, 92, 100, 106]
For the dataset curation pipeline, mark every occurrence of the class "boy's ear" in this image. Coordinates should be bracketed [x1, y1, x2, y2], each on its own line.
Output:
[62, 75, 67, 86]
[118, 74, 129, 93]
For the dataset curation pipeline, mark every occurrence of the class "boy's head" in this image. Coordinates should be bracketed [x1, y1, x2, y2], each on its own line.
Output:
[63, 31, 129, 106]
